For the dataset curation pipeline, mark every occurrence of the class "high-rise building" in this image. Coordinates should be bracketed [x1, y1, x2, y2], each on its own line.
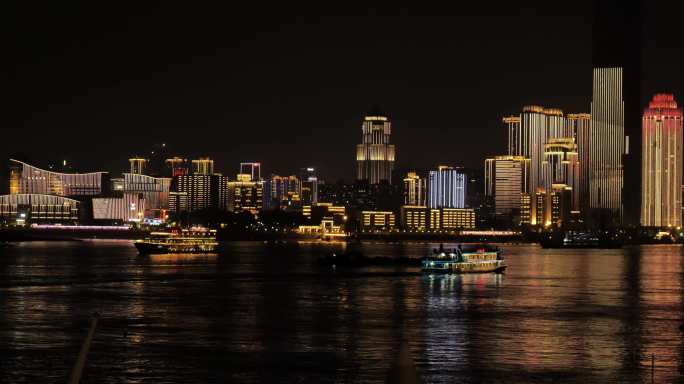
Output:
[516, 138, 579, 228]
[299, 167, 318, 206]
[506, 106, 569, 194]
[403, 172, 427, 206]
[428, 166, 466, 209]
[270, 175, 301, 209]
[504, 116, 521, 156]
[542, 138, 579, 210]
[192, 158, 214, 175]
[542, 138, 580, 225]
[240, 162, 261, 181]
[227, 174, 264, 213]
[641, 94, 683, 227]
[567, 113, 591, 216]
[591, 0, 642, 225]
[171, 174, 218, 212]
[122, 173, 171, 217]
[165, 157, 188, 177]
[589, 67, 625, 222]
[356, 108, 395, 184]
[129, 158, 148, 175]
[484, 156, 530, 221]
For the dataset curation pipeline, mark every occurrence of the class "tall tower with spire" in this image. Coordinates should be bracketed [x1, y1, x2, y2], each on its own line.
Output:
[356, 106, 396, 184]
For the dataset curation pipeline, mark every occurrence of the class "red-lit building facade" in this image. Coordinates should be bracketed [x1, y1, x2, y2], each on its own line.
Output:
[641, 94, 683, 227]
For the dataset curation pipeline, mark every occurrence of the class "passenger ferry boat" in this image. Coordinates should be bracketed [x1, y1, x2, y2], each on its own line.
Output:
[421, 244, 506, 274]
[134, 228, 218, 254]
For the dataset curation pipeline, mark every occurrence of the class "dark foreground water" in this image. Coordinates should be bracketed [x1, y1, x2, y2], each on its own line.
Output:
[1, 241, 684, 383]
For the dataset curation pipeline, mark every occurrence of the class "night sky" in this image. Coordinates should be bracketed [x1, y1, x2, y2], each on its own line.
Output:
[5, 1, 683, 184]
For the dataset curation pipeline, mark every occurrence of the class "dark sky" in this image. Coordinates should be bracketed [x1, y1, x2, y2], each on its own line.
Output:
[5, 1, 683, 183]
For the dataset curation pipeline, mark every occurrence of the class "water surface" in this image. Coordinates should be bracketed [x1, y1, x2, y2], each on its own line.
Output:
[1, 241, 683, 383]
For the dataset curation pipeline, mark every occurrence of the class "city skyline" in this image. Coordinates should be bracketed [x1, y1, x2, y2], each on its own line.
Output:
[7, 4, 684, 383]
[4, 1, 684, 232]
[5, 2, 683, 186]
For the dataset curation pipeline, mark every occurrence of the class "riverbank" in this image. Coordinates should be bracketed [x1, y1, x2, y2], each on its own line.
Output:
[0, 226, 150, 242]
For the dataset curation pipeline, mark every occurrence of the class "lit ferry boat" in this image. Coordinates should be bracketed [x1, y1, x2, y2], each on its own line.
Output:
[421, 244, 506, 274]
[134, 228, 218, 254]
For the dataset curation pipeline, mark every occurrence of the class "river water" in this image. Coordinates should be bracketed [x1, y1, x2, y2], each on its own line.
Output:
[1, 241, 684, 383]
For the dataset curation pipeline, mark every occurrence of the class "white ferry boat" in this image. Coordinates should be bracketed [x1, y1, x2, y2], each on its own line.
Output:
[421, 244, 506, 274]
[134, 228, 218, 254]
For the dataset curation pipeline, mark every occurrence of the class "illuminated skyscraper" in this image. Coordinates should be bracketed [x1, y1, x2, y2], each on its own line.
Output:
[567, 113, 591, 215]
[227, 174, 264, 213]
[270, 175, 301, 208]
[192, 158, 214, 175]
[356, 108, 395, 184]
[589, 67, 625, 221]
[504, 116, 521, 156]
[591, 0, 642, 225]
[542, 138, 579, 214]
[299, 167, 318, 205]
[641, 94, 683, 227]
[165, 157, 188, 177]
[484, 156, 530, 219]
[428, 166, 466, 209]
[129, 158, 148, 175]
[240, 162, 261, 181]
[506, 106, 569, 194]
[403, 172, 427, 206]
[171, 174, 216, 212]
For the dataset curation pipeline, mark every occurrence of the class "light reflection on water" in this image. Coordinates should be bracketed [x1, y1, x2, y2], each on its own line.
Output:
[0, 241, 684, 383]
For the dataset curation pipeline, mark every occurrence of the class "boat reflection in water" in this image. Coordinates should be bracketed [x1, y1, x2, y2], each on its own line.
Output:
[134, 228, 218, 254]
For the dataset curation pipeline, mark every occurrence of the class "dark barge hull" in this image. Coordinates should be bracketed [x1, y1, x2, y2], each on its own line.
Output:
[422, 265, 507, 274]
[134, 242, 218, 255]
[135, 242, 171, 254]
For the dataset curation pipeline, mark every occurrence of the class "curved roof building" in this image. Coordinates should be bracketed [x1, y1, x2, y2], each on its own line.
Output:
[9, 159, 108, 197]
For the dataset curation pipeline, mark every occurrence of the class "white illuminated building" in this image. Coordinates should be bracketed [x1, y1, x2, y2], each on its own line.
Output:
[428, 166, 466, 209]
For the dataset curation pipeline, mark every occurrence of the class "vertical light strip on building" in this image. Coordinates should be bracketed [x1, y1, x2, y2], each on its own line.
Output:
[507, 106, 568, 195]
[403, 172, 426, 206]
[428, 166, 466, 209]
[484, 156, 530, 217]
[590, 67, 625, 221]
[567, 113, 591, 216]
[9, 159, 107, 197]
[641, 94, 683, 227]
